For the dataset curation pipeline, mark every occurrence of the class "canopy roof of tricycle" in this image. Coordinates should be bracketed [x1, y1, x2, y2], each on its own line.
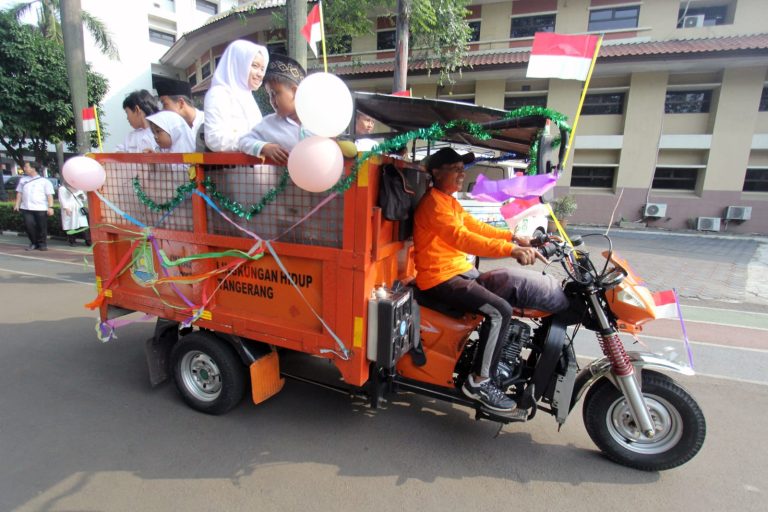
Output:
[352, 92, 566, 159]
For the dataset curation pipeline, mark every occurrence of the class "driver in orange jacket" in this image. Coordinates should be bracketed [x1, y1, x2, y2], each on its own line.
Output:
[413, 148, 569, 413]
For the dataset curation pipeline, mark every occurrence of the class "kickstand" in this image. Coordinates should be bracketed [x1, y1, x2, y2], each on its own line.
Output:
[493, 422, 504, 439]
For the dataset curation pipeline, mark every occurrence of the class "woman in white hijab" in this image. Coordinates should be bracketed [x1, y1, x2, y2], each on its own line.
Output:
[204, 40, 269, 152]
[147, 111, 196, 153]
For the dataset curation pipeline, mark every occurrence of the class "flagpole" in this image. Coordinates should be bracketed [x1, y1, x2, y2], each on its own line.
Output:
[93, 106, 103, 152]
[560, 34, 603, 169]
[318, 0, 328, 72]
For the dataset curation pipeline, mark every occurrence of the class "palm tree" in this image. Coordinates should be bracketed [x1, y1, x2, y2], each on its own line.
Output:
[7, 0, 119, 60]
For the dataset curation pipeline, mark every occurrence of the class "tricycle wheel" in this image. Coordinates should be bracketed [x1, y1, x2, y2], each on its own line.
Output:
[582, 370, 705, 471]
[170, 331, 245, 415]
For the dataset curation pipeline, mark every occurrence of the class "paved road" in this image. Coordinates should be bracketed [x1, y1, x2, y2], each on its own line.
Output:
[1, 234, 767, 511]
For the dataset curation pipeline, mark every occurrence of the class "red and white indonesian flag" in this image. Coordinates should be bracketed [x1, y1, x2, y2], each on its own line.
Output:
[652, 289, 680, 319]
[526, 32, 600, 81]
[82, 106, 97, 132]
[301, 3, 322, 58]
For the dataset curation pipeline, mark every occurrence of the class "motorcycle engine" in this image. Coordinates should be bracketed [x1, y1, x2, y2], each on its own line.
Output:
[494, 319, 531, 386]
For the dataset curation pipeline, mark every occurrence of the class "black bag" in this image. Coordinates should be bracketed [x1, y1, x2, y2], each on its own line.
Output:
[378, 164, 413, 221]
[79, 206, 89, 217]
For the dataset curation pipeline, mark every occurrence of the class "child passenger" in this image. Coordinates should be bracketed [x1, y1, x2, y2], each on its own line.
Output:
[238, 55, 310, 165]
[117, 89, 160, 153]
[146, 111, 196, 153]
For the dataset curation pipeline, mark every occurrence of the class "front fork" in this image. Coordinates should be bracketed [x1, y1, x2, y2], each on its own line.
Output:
[586, 293, 657, 438]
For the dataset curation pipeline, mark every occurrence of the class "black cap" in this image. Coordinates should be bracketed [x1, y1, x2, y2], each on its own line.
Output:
[424, 148, 475, 171]
[155, 79, 192, 98]
[266, 54, 306, 85]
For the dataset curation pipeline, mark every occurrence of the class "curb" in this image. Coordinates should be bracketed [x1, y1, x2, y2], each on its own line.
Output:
[569, 225, 768, 243]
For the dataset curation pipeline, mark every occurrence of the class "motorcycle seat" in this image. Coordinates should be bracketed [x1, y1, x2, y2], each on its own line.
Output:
[409, 285, 467, 319]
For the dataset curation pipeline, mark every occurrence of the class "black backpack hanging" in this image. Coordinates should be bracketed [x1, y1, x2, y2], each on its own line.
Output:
[378, 164, 413, 221]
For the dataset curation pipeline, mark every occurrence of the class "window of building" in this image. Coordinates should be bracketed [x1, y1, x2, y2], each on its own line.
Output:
[188, 73, 197, 87]
[588, 6, 640, 31]
[665, 90, 712, 113]
[328, 34, 352, 54]
[468, 20, 481, 42]
[201, 61, 211, 80]
[582, 92, 625, 115]
[743, 169, 768, 192]
[571, 166, 616, 188]
[267, 42, 287, 56]
[759, 87, 768, 112]
[153, 0, 175, 12]
[149, 29, 175, 46]
[510, 14, 556, 39]
[652, 168, 699, 190]
[214, 55, 221, 67]
[504, 95, 548, 110]
[377, 29, 397, 50]
[677, 4, 729, 27]
[196, 0, 217, 15]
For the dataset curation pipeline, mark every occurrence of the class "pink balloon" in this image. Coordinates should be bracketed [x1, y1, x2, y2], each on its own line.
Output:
[287, 136, 344, 193]
[62, 156, 106, 192]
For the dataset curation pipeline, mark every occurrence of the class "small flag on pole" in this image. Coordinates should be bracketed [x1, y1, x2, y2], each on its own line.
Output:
[652, 289, 680, 319]
[526, 32, 600, 81]
[301, 3, 322, 58]
[82, 106, 97, 132]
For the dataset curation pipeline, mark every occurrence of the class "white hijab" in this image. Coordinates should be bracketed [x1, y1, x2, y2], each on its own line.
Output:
[147, 111, 196, 153]
[210, 40, 269, 123]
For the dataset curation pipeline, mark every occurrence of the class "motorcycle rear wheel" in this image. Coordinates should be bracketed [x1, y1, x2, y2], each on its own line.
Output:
[582, 370, 705, 471]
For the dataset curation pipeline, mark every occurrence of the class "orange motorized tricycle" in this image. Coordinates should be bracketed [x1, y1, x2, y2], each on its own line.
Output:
[88, 93, 704, 471]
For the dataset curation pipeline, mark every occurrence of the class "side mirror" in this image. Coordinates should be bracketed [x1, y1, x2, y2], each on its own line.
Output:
[536, 130, 562, 175]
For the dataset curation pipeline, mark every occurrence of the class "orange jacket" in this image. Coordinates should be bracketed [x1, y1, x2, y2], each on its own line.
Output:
[413, 188, 515, 290]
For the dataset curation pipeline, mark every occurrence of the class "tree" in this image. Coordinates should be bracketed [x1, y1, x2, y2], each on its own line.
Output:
[323, 0, 472, 90]
[257, 0, 472, 90]
[0, 12, 108, 169]
[7, 0, 119, 60]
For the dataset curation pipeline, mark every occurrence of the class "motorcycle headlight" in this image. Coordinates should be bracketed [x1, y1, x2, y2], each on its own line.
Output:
[616, 287, 644, 308]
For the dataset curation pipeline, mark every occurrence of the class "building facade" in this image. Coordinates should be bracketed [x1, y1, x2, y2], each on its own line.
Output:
[158, 0, 768, 234]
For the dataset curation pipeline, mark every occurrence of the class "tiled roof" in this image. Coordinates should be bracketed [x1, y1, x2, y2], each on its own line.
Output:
[325, 34, 768, 76]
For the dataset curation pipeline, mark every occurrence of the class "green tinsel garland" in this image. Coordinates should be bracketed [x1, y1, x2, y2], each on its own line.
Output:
[133, 169, 291, 220]
[332, 106, 571, 190]
[133, 176, 197, 212]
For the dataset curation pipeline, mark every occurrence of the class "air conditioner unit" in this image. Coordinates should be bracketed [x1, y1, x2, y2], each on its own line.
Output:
[696, 217, 721, 231]
[724, 206, 752, 221]
[682, 14, 705, 28]
[643, 203, 667, 218]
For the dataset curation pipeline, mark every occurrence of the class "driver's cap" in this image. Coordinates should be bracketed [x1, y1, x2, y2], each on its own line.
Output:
[423, 148, 475, 172]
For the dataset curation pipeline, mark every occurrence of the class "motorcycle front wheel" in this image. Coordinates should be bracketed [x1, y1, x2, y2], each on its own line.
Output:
[582, 370, 705, 471]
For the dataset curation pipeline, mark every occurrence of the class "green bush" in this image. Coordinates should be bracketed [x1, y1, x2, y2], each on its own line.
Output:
[0, 202, 67, 237]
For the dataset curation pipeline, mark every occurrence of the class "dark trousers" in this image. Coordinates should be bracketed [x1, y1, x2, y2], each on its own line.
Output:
[421, 268, 569, 378]
[21, 209, 48, 247]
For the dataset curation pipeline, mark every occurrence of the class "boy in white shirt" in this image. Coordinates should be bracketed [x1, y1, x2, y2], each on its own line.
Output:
[238, 55, 310, 165]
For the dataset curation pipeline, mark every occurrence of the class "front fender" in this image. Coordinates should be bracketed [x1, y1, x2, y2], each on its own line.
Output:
[570, 351, 695, 411]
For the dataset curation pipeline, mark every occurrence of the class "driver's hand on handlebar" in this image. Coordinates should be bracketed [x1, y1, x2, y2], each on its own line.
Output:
[512, 246, 548, 266]
[512, 234, 532, 247]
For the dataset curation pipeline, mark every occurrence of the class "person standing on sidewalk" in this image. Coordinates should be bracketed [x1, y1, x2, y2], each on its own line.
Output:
[13, 162, 54, 251]
[58, 179, 91, 246]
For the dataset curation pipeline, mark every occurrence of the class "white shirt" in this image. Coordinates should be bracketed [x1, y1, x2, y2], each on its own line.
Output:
[17, 176, 54, 211]
[116, 127, 158, 153]
[238, 114, 311, 156]
[204, 85, 262, 152]
[355, 138, 377, 151]
[191, 108, 205, 152]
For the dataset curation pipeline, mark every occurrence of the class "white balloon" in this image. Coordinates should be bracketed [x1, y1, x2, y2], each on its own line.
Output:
[295, 72, 353, 138]
[287, 136, 344, 193]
